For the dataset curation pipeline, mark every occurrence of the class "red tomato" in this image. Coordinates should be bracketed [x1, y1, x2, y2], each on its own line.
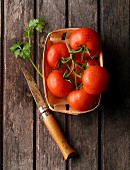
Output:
[47, 70, 74, 98]
[69, 28, 102, 57]
[87, 58, 98, 66]
[82, 66, 109, 94]
[67, 88, 99, 111]
[70, 57, 97, 84]
[46, 42, 69, 68]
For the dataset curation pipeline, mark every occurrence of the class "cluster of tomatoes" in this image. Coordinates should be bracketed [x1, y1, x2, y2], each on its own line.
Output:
[46, 28, 109, 111]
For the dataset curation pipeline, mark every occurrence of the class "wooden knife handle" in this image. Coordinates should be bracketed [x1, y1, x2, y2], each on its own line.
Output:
[43, 112, 77, 160]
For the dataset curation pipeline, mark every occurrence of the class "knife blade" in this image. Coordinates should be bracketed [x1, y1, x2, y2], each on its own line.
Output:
[21, 67, 48, 110]
[21, 67, 76, 160]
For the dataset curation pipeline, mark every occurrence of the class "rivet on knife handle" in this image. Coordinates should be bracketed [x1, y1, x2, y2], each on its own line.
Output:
[39, 106, 76, 160]
[39, 106, 50, 118]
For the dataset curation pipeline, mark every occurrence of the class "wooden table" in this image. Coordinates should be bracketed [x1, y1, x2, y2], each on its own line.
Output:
[0, 0, 130, 169]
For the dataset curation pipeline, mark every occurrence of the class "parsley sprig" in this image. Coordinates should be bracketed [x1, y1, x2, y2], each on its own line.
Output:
[10, 18, 45, 78]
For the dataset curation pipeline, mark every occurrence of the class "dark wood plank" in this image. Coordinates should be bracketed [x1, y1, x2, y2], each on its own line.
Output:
[100, 0, 130, 169]
[0, 0, 3, 168]
[36, 0, 67, 169]
[3, 1, 35, 169]
[68, 0, 99, 169]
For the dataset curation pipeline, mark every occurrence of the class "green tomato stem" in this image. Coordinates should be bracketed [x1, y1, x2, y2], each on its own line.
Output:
[59, 44, 91, 90]
[65, 43, 83, 54]
[77, 83, 83, 89]
[29, 57, 43, 78]
[74, 74, 78, 90]
[28, 31, 31, 44]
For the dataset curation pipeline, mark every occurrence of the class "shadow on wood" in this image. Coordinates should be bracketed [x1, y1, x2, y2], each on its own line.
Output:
[101, 43, 130, 108]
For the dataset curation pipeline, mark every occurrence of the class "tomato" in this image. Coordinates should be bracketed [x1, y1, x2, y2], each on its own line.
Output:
[87, 58, 98, 66]
[70, 56, 97, 84]
[67, 88, 99, 111]
[47, 70, 74, 98]
[69, 28, 102, 57]
[82, 65, 109, 94]
[46, 42, 69, 68]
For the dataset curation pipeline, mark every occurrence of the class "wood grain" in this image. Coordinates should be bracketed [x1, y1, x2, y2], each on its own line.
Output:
[1, 0, 130, 169]
[36, 0, 67, 169]
[3, 1, 34, 169]
[100, 0, 130, 169]
[0, 0, 3, 169]
[68, 0, 99, 169]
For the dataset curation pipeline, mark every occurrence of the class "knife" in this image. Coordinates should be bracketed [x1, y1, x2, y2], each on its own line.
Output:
[21, 67, 76, 160]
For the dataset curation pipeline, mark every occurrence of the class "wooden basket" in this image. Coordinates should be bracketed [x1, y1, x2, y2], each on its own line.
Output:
[42, 28, 103, 115]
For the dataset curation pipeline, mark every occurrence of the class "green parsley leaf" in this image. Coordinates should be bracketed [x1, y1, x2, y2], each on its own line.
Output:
[23, 28, 33, 39]
[14, 49, 21, 58]
[23, 42, 31, 51]
[23, 30, 28, 37]
[23, 18, 45, 38]
[10, 42, 31, 60]
[10, 42, 23, 52]
[35, 23, 44, 32]
[19, 51, 24, 58]
[10, 17, 45, 78]
[28, 19, 39, 28]
[35, 18, 45, 33]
